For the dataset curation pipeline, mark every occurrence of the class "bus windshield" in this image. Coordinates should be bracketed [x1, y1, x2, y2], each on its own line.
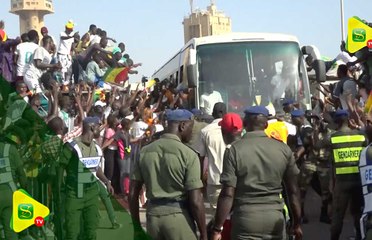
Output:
[197, 41, 311, 115]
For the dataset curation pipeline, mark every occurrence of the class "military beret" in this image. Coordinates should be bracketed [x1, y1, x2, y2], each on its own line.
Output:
[282, 99, 295, 106]
[166, 109, 194, 121]
[291, 109, 305, 118]
[191, 108, 203, 117]
[244, 106, 270, 117]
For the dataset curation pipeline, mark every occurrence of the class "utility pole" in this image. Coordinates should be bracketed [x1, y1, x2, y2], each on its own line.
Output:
[340, 0, 345, 42]
[190, 0, 194, 13]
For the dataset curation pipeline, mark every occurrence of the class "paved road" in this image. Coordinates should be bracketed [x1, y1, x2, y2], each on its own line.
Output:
[302, 188, 355, 240]
[96, 187, 357, 240]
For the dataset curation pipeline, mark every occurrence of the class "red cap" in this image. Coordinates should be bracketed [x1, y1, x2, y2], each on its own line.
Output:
[218, 113, 243, 133]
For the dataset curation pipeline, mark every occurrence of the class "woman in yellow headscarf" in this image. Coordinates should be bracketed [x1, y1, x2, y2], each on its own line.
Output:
[265, 119, 289, 144]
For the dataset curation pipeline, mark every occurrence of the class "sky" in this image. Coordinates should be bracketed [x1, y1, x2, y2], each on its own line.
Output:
[2, 0, 372, 83]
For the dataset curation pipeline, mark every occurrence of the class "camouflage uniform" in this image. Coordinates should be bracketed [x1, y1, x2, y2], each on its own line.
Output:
[309, 128, 333, 223]
[297, 125, 316, 194]
[312, 130, 332, 204]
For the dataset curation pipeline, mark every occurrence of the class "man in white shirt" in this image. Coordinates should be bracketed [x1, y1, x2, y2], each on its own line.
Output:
[14, 30, 39, 80]
[200, 82, 223, 115]
[58, 20, 76, 85]
[24, 36, 60, 94]
[198, 102, 227, 212]
[90, 29, 102, 46]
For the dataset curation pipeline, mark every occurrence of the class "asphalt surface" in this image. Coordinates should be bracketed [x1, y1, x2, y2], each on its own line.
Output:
[302, 188, 355, 240]
[96, 187, 357, 240]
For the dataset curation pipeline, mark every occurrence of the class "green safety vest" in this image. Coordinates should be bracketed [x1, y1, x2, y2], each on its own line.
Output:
[70, 141, 103, 198]
[330, 133, 366, 175]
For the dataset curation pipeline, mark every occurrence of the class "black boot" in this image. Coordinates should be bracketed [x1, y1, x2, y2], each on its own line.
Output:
[319, 201, 331, 224]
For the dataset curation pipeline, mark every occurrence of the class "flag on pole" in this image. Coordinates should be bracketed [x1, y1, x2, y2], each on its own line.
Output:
[146, 79, 157, 89]
[103, 67, 130, 85]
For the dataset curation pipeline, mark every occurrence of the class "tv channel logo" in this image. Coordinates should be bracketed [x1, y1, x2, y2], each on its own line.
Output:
[352, 28, 367, 42]
[18, 203, 34, 220]
[12, 190, 49, 232]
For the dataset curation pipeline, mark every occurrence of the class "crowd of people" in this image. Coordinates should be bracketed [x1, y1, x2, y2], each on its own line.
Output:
[1, 17, 372, 240]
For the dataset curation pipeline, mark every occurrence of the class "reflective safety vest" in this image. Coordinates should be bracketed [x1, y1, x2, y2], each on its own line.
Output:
[359, 144, 372, 239]
[330, 133, 366, 175]
[0, 144, 17, 192]
[70, 141, 103, 198]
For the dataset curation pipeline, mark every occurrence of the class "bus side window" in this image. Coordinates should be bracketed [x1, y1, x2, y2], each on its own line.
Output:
[176, 71, 179, 84]
[180, 66, 184, 84]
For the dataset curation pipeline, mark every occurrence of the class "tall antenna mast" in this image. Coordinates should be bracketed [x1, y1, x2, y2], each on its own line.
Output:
[189, 0, 194, 13]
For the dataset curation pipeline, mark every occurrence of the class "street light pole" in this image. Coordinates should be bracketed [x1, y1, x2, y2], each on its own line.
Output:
[340, 0, 345, 42]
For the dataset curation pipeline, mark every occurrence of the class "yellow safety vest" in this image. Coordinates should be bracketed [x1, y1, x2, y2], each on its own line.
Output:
[330, 134, 365, 175]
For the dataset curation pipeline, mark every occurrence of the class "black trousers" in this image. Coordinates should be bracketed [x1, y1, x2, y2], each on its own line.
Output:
[103, 148, 121, 193]
[331, 178, 363, 240]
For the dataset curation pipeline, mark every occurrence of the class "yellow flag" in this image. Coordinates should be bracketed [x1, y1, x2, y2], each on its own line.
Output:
[347, 17, 372, 53]
[11, 189, 50, 233]
[146, 79, 157, 89]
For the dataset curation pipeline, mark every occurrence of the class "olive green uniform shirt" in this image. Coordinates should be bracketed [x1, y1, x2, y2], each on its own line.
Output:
[0, 142, 26, 191]
[221, 131, 299, 211]
[187, 120, 208, 155]
[132, 133, 203, 216]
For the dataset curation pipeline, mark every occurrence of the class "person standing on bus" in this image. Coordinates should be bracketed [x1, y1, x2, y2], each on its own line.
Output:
[14, 30, 39, 81]
[200, 82, 223, 115]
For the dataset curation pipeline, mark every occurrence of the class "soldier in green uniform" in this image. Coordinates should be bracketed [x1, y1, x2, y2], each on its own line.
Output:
[58, 117, 114, 240]
[129, 109, 208, 240]
[0, 125, 27, 240]
[210, 106, 302, 240]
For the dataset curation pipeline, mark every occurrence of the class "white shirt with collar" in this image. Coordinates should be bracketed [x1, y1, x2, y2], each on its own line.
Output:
[198, 118, 226, 186]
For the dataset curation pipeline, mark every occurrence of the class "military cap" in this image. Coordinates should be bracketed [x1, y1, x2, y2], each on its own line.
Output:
[166, 109, 194, 121]
[291, 109, 305, 118]
[244, 106, 270, 117]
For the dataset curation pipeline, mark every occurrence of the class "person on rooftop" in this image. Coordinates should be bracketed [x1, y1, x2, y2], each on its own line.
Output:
[57, 20, 77, 85]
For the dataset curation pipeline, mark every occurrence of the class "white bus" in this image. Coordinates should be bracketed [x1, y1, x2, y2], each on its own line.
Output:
[153, 33, 325, 114]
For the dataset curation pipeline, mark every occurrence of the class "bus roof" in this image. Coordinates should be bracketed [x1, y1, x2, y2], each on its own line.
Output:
[185, 32, 300, 50]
